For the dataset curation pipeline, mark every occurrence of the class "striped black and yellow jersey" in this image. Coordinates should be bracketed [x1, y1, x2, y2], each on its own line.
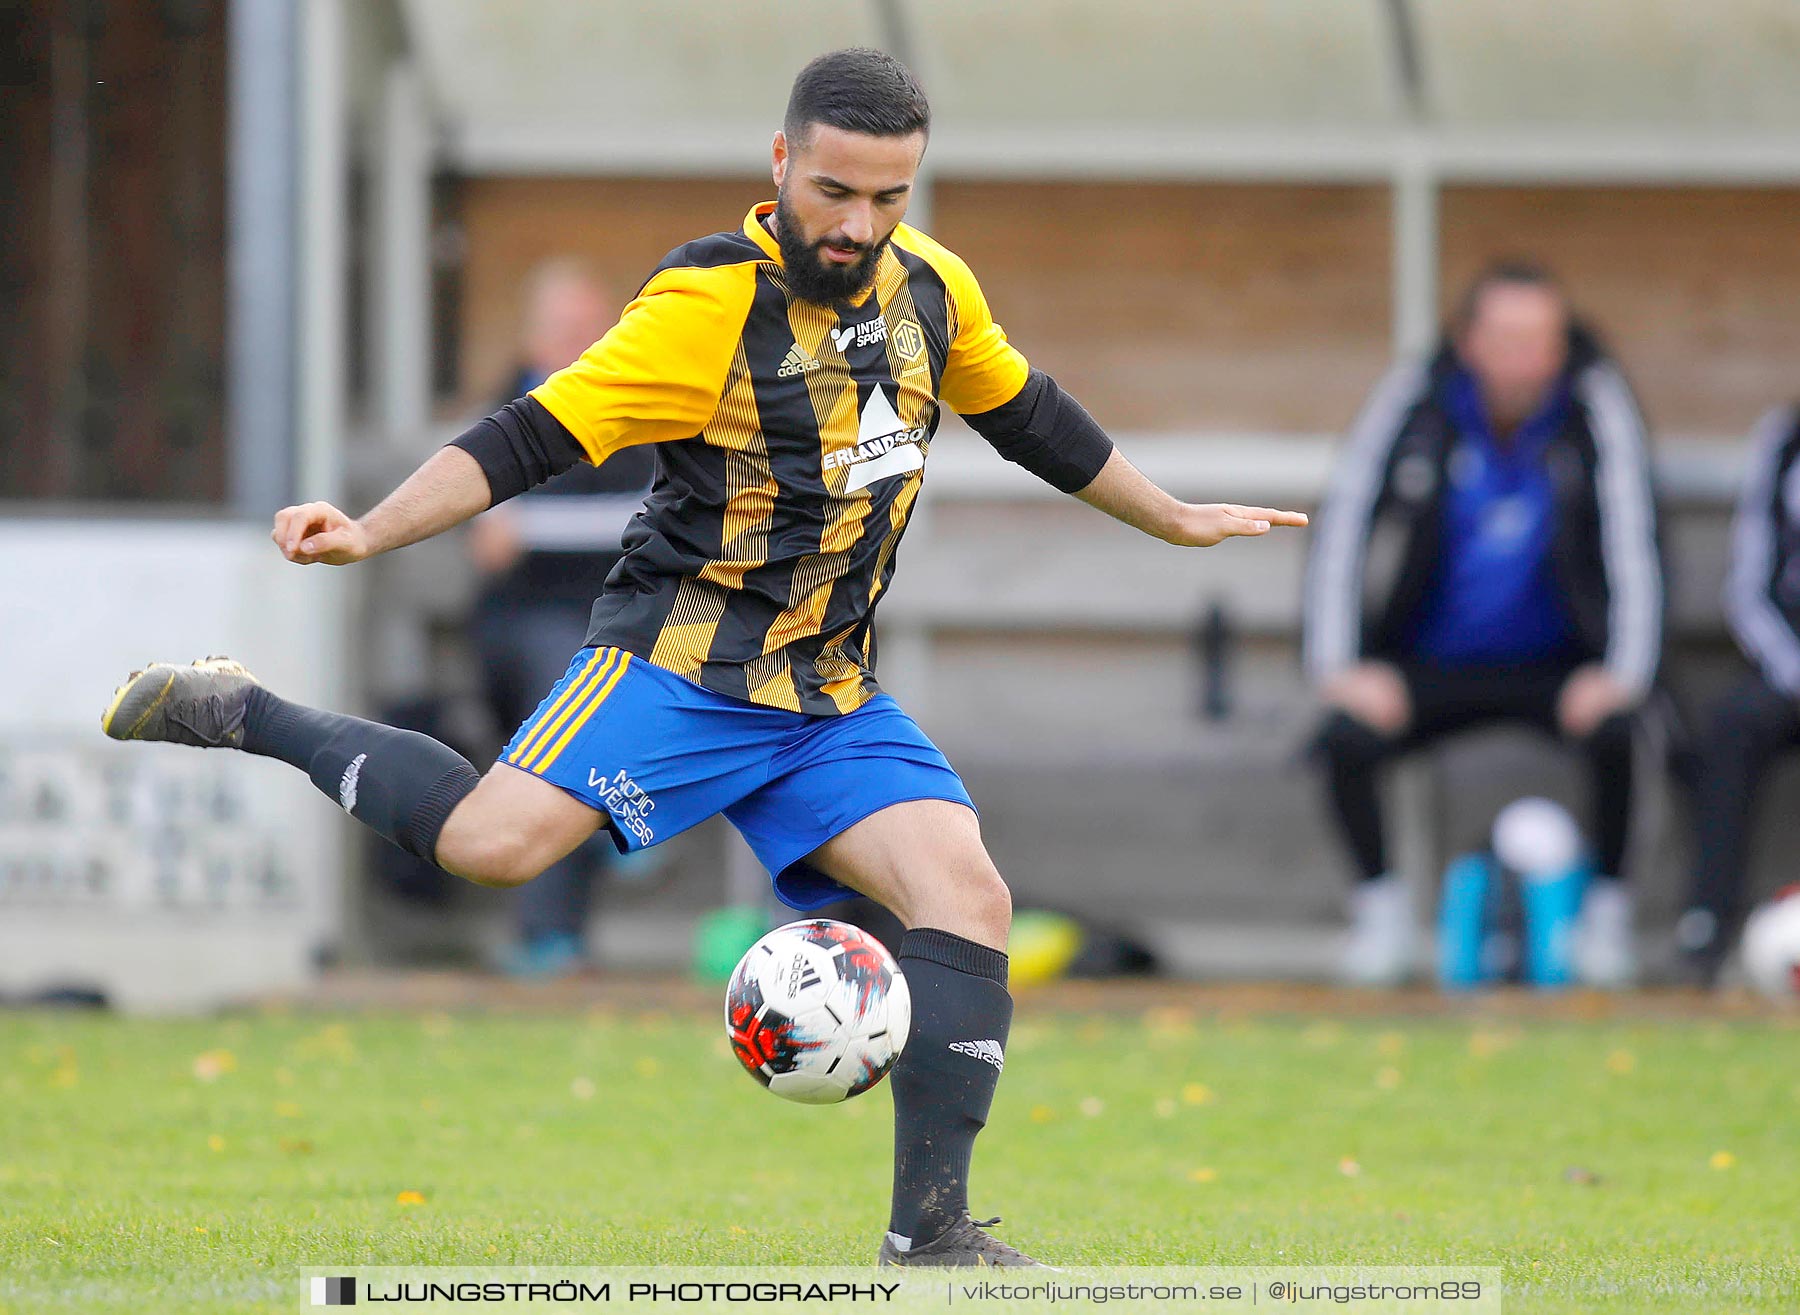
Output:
[528, 202, 1035, 716]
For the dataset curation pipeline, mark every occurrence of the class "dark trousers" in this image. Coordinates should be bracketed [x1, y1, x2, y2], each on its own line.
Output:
[1315, 660, 1637, 882]
[1685, 671, 1800, 935]
[470, 598, 610, 943]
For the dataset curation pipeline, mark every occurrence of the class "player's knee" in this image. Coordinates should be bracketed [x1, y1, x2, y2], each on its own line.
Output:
[962, 863, 1013, 941]
[903, 855, 1011, 945]
[468, 858, 543, 890]
[437, 827, 545, 889]
[980, 864, 1013, 917]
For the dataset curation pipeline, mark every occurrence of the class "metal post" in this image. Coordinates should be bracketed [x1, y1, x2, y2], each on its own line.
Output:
[1392, 149, 1438, 359]
[298, 0, 347, 504]
[297, 0, 354, 961]
[372, 61, 434, 445]
[843, 0, 938, 717]
[227, 0, 299, 516]
[879, 138, 936, 720]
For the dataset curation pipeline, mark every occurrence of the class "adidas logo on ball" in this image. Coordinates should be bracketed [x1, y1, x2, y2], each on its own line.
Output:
[725, 919, 912, 1105]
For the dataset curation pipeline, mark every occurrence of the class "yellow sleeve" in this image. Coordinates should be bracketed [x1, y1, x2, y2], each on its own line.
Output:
[932, 246, 1032, 416]
[529, 261, 757, 465]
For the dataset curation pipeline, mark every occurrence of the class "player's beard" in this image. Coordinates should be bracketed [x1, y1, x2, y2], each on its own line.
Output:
[772, 188, 890, 306]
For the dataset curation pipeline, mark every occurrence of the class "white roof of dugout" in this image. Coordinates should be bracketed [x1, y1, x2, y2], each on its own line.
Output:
[400, 0, 1800, 179]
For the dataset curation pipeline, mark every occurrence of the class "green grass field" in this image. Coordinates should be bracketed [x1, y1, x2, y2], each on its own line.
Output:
[2, 998, 1796, 1313]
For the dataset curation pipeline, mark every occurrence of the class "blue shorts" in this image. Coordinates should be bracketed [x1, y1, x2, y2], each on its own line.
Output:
[498, 647, 974, 910]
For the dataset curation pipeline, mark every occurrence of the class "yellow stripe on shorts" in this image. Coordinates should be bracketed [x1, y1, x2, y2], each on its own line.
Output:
[508, 648, 608, 769]
[532, 650, 632, 773]
[516, 649, 623, 773]
[518, 647, 622, 769]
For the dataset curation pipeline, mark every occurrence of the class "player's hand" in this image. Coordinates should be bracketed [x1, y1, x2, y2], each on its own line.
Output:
[271, 501, 373, 565]
[1166, 503, 1308, 548]
[1557, 663, 1635, 738]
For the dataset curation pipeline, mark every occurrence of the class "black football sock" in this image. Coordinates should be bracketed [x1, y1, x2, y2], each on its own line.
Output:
[887, 927, 1013, 1250]
[241, 687, 479, 862]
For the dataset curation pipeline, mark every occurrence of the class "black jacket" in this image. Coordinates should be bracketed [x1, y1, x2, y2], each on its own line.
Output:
[1303, 329, 1664, 695]
[1727, 404, 1800, 695]
[476, 370, 658, 611]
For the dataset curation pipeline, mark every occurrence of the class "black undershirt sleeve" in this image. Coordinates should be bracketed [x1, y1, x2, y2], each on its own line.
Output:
[959, 368, 1114, 494]
[447, 395, 588, 505]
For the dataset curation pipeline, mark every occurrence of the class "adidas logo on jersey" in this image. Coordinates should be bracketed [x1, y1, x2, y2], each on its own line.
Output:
[948, 1038, 1005, 1071]
[777, 343, 821, 377]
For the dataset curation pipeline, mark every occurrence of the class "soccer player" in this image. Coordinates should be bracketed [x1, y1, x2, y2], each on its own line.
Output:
[102, 49, 1305, 1267]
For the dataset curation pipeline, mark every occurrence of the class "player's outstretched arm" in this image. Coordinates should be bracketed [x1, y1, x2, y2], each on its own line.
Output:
[272, 445, 491, 565]
[1074, 447, 1308, 548]
[957, 367, 1305, 547]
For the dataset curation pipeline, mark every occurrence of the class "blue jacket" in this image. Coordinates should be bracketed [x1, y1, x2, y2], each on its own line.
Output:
[1406, 367, 1577, 664]
[1304, 327, 1665, 694]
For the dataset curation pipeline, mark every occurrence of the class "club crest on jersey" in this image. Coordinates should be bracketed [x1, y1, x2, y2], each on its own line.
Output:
[892, 319, 924, 360]
[825, 388, 927, 492]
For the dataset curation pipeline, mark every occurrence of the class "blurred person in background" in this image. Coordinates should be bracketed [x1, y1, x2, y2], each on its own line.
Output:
[1674, 403, 1800, 985]
[468, 259, 657, 977]
[1304, 261, 1663, 988]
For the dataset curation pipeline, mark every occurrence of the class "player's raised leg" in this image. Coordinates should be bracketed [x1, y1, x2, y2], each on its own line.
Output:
[802, 799, 1043, 1269]
[101, 657, 601, 887]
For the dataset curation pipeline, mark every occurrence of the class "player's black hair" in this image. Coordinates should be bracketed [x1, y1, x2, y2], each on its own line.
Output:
[783, 48, 930, 149]
[1453, 258, 1567, 334]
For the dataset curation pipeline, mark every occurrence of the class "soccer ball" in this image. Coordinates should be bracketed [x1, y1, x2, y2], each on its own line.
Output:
[1492, 796, 1583, 875]
[725, 919, 911, 1104]
[1741, 885, 1800, 1000]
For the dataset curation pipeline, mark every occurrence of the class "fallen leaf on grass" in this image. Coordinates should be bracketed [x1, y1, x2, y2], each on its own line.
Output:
[192, 1050, 237, 1082]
